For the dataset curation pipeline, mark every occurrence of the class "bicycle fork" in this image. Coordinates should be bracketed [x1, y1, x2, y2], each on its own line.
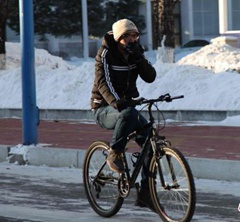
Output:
[154, 140, 180, 190]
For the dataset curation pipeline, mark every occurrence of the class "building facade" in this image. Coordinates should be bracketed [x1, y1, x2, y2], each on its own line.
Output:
[6, 0, 240, 58]
[180, 0, 240, 45]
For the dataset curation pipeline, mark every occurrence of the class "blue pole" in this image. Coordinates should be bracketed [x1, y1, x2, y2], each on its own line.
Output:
[19, 0, 38, 145]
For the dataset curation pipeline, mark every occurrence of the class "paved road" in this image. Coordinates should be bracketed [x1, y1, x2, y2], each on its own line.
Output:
[1, 118, 240, 160]
[0, 163, 239, 222]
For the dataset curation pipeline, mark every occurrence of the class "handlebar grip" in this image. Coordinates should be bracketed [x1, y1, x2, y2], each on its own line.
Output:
[131, 94, 184, 105]
[129, 97, 145, 106]
[171, 95, 184, 100]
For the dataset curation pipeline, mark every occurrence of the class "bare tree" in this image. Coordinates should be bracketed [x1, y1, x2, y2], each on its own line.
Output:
[0, 0, 8, 69]
[154, 0, 180, 63]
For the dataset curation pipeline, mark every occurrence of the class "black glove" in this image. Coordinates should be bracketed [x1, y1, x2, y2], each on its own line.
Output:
[125, 42, 144, 63]
[111, 99, 129, 112]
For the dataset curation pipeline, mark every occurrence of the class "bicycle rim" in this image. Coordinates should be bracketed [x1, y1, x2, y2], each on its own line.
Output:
[83, 141, 124, 217]
[149, 146, 196, 222]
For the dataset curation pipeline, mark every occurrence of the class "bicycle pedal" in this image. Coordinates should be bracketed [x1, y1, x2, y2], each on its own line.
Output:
[135, 182, 140, 194]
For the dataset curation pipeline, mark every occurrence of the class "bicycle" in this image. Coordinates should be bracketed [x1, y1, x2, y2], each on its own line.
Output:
[83, 93, 196, 222]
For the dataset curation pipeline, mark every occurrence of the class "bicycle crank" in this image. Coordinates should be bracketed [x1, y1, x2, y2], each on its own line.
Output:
[118, 173, 130, 198]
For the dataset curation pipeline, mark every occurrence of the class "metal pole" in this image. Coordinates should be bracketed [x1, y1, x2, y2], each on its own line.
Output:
[19, 0, 38, 145]
[81, 0, 89, 58]
[146, 0, 153, 50]
[219, 0, 228, 34]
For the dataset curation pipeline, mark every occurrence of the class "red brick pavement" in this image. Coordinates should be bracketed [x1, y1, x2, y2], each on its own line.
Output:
[0, 118, 240, 161]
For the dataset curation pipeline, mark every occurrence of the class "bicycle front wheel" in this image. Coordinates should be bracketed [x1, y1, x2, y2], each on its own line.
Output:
[149, 146, 196, 222]
[83, 141, 124, 217]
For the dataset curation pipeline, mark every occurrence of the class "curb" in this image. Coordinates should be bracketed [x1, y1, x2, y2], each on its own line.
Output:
[186, 157, 240, 181]
[0, 145, 9, 162]
[1, 108, 240, 122]
[1, 145, 240, 182]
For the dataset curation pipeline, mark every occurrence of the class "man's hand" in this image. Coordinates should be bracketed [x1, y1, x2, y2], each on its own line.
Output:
[111, 99, 129, 112]
[125, 42, 144, 63]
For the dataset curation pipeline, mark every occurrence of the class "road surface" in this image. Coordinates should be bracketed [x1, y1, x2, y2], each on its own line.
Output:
[0, 163, 239, 222]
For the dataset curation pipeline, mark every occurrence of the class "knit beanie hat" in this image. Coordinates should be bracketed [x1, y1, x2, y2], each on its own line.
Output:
[112, 19, 139, 42]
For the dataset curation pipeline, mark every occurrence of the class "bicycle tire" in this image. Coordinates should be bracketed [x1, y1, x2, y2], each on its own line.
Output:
[83, 141, 124, 217]
[149, 146, 196, 222]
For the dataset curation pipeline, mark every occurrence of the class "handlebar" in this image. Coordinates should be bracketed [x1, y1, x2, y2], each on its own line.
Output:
[126, 94, 184, 138]
[131, 93, 184, 106]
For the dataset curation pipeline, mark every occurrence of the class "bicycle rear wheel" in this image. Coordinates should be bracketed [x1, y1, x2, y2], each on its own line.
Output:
[149, 146, 196, 222]
[83, 141, 124, 217]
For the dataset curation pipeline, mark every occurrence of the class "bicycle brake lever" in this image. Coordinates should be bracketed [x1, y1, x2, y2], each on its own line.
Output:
[131, 97, 145, 105]
[165, 96, 172, 102]
[159, 93, 171, 102]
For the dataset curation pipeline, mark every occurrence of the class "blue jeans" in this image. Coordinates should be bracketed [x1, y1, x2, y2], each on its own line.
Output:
[93, 105, 152, 188]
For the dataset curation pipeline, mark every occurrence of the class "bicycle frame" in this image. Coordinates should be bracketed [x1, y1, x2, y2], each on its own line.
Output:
[93, 94, 184, 193]
[121, 98, 181, 193]
[123, 130, 153, 189]
[121, 102, 160, 190]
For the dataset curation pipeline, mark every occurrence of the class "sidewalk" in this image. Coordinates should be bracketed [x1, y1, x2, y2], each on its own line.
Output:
[0, 118, 240, 181]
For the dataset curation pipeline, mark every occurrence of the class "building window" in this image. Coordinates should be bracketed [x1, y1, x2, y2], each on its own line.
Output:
[192, 0, 219, 36]
[230, 0, 240, 30]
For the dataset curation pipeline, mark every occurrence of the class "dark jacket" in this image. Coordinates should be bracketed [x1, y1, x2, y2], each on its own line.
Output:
[90, 32, 156, 109]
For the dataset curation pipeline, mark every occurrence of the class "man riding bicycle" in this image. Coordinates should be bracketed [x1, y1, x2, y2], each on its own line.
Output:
[90, 18, 156, 211]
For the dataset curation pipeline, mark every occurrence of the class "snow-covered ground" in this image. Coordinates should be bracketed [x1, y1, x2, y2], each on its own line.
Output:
[1, 37, 240, 114]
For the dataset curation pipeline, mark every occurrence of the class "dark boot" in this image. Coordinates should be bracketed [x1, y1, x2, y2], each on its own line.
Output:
[135, 185, 157, 213]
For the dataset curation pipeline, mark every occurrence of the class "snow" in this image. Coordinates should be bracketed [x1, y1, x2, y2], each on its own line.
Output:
[1, 38, 240, 113]
[1, 39, 240, 129]
[1, 39, 240, 147]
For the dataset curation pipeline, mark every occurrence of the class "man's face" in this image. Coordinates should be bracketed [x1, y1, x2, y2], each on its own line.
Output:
[119, 32, 139, 47]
